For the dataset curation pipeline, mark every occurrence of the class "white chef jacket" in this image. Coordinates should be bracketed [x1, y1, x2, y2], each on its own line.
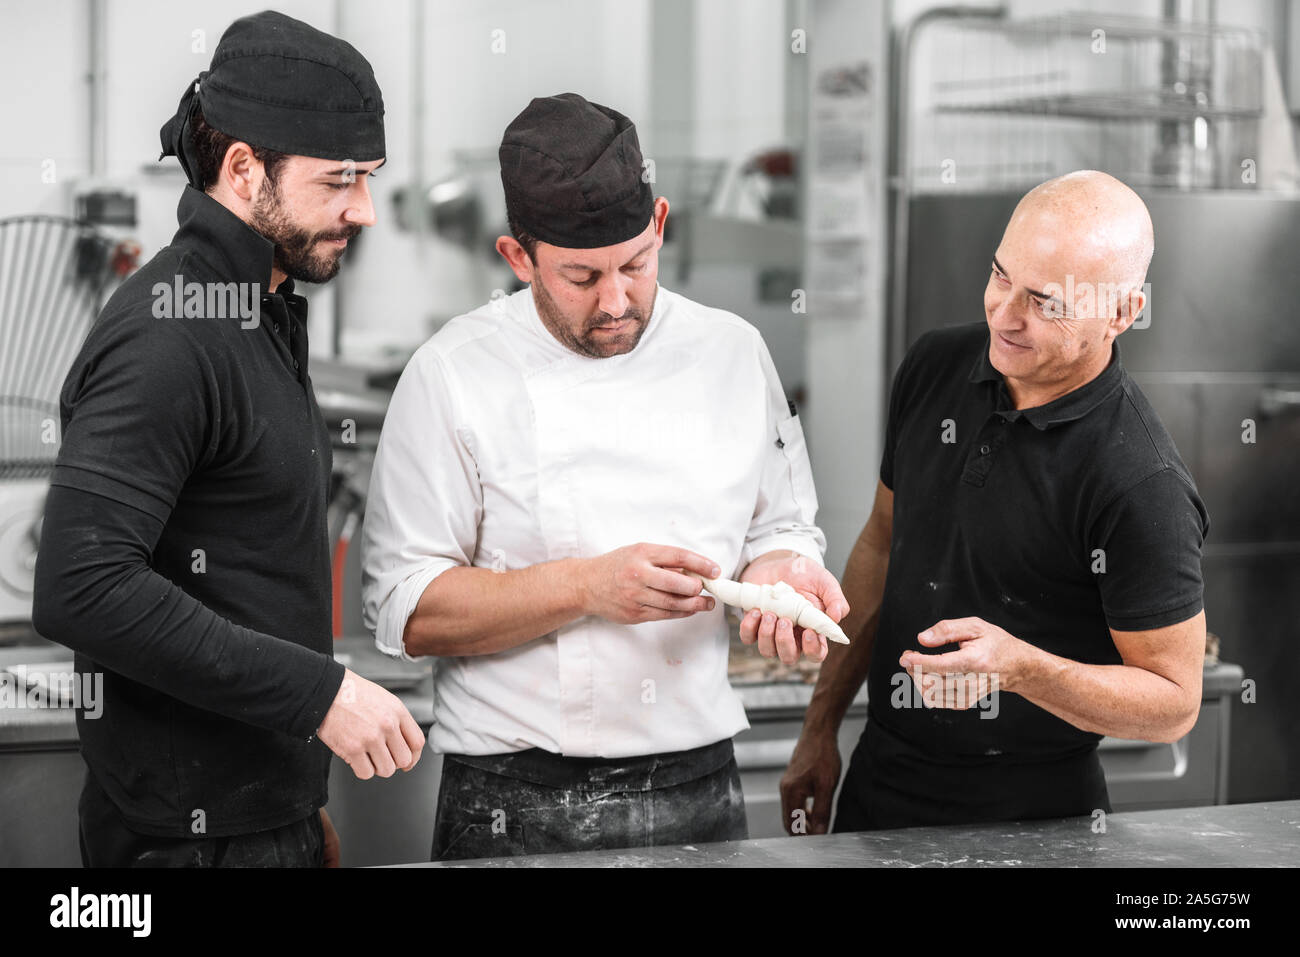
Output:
[361, 285, 827, 758]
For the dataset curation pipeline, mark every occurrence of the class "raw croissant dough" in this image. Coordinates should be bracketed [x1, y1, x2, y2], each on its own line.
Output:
[692, 575, 850, 644]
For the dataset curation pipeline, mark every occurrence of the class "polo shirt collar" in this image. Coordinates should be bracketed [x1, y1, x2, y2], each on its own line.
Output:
[968, 330, 1124, 430]
[172, 185, 293, 296]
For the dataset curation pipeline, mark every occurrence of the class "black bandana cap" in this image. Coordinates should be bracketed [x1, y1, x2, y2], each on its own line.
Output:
[499, 93, 655, 250]
[159, 10, 385, 187]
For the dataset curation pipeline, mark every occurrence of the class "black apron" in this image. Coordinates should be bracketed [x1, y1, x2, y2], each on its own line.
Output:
[834, 718, 1111, 832]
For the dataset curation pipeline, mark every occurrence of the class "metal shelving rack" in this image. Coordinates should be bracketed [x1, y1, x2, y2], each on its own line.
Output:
[899, 10, 1266, 195]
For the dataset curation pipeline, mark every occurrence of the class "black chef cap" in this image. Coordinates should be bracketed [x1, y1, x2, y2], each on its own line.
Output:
[159, 10, 384, 186]
[500, 93, 655, 250]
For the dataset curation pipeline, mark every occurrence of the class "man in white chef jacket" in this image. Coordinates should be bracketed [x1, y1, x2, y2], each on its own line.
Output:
[362, 93, 848, 861]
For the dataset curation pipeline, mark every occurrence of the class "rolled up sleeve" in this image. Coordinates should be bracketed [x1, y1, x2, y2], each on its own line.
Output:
[362, 346, 482, 660]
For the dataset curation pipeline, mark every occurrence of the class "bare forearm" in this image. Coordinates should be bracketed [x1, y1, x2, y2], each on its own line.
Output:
[1012, 650, 1202, 743]
[402, 559, 588, 657]
[803, 528, 889, 735]
[739, 548, 807, 577]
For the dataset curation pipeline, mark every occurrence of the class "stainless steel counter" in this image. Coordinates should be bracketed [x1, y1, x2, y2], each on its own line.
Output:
[395, 799, 1300, 868]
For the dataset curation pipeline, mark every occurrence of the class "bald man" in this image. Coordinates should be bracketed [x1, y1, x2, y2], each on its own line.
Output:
[782, 171, 1210, 832]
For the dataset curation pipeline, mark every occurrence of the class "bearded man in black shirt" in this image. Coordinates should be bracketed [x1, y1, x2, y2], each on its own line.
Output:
[33, 11, 424, 867]
[782, 170, 1209, 833]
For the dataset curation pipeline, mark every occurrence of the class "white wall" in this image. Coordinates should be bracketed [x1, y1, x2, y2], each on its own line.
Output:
[801, 0, 890, 577]
[692, 0, 788, 160]
[0, 1, 91, 217]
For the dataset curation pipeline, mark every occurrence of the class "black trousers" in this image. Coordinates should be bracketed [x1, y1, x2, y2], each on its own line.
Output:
[78, 771, 324, 868]
[834, 719, 1112, 832]
[432, 738, 748, 861]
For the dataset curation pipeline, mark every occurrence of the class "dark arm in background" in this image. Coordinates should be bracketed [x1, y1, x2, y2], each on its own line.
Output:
[779, 479, 893, 835]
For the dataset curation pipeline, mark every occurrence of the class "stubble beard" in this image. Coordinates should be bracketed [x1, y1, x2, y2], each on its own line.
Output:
[531, 272, 654, 358]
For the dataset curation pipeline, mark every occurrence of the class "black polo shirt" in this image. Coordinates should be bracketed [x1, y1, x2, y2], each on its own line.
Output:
[33, 186, 345, 837]
[869, 322, 1208, 766]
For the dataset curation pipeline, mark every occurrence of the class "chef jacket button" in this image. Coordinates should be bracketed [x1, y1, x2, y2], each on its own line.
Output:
[273, 322, 280, 332]
[979, 443, 990, 455]
[293, 359, 300, 370]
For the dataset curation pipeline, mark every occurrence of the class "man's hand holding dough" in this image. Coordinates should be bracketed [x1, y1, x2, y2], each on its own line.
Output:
[582, 543, 720, 624]
[738, 550, 850, 665]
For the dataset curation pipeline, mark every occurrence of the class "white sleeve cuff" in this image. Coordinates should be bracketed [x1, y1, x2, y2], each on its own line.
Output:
[374, 560, 460, 662]
[737, 533, 827, 577]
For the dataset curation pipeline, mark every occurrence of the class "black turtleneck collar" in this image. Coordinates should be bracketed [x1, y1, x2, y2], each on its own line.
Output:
[171, 185, 294, 297]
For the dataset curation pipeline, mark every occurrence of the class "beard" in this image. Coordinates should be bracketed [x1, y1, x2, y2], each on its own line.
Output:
[249, 178, 359, 285]
[531, 273, 654, 358]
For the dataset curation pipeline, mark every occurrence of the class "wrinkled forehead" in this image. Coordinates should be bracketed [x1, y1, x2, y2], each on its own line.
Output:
[998, 203, 1127, 286]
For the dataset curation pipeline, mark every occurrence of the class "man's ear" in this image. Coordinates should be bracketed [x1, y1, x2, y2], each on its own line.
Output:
[652, 196, 670, 243]
[496, 236, 535, 284]
[1113, 285, 1147, 338]
[221, 142, 261, 202]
